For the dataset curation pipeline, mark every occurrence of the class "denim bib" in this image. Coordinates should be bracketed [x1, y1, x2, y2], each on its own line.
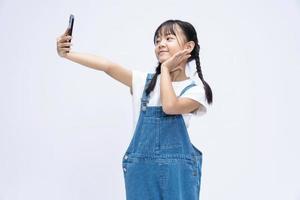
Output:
[122, 73, 203, 200]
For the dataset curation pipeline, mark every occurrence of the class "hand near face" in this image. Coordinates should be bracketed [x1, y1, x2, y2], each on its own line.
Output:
[161, 49, 191, 72]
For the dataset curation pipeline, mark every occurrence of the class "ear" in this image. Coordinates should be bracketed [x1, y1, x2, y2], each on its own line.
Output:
[184, 41, 195, 53]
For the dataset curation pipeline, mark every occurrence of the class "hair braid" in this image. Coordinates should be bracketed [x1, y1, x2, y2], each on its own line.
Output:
[194, 54, 213, 104]
[145, 63, 161, 96]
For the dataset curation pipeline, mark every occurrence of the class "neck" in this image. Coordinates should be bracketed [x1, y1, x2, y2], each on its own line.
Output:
[169, 62, 189, 82]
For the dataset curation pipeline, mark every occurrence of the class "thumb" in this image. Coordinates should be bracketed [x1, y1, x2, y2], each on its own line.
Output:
[63, 28, 70, 36]
[170, 66, 182, 73]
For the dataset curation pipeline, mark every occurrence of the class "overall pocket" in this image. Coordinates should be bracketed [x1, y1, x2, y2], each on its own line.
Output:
[182, 157, 198, 177]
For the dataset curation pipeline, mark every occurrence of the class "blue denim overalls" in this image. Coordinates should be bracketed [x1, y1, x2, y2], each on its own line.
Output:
[122, 73, 203, 200]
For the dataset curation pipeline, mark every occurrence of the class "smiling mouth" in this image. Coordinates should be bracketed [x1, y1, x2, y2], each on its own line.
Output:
[159, 51, 168, 55]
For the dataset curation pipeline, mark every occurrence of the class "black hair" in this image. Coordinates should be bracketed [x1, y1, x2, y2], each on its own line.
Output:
[145, 19, 213, 105]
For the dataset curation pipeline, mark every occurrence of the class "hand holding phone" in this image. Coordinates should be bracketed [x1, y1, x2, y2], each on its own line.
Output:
[56, 14, 75, 57]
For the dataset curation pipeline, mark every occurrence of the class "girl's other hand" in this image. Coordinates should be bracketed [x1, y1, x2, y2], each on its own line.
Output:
[161, 49, 191, 72]
[56, 28, 73, 58]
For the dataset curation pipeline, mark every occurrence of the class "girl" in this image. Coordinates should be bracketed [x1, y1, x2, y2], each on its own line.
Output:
[56, 19, 213, 200]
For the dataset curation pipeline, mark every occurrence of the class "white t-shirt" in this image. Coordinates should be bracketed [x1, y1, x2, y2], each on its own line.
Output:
[130, 69, 209, 133]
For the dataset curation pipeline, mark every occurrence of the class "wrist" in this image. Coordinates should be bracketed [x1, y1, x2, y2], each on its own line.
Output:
[63, 51, 73, 59]
[161, 64, 170, 72]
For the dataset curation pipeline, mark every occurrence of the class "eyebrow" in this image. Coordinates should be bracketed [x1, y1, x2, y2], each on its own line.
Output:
[156, 33, 175, 39]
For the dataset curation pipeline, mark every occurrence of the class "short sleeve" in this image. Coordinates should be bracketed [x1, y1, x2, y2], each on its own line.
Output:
[131, 69, 148, 97]
[131, 69, 148, 132]
[180, 84, 209, 117]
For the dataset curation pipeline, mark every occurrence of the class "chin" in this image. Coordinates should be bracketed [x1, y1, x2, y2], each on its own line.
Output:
[158, 56, 170, 63]
[158, 59, 166, 64]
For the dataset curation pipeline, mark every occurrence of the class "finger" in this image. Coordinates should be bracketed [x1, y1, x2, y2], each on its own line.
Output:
[181, 49, 189, 54]
[186, 54, 191, 59]
[174, 50, 183, 58]
[175, 51, 189, 61]
[176, 54, 191, 63]
[63, 42, 72, 45]
[60, 47, 71, 52]
[59, 42, 72, 47]
[182, 49, 190, 55]
[58, 36, 72, 43]
[62, 35, 72, 41]
[58, 44, 71, 49]
[182, 54, 191, 61]
[181, 50, 191, 59]
[63, 28, 70, 36]
[177, 49, 187, 54]
[176, 49, 189, 58]
[58, 29, 69, 40]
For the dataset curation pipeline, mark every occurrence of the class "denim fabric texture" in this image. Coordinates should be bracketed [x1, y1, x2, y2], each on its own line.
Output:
[122, 73, 203, 200]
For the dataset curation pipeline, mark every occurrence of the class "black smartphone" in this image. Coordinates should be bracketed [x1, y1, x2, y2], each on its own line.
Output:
[67, 14, 74, 38]
[66, 14, 74, 53]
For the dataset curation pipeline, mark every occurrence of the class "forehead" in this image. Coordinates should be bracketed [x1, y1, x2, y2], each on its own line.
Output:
[155, 24, 185, 39]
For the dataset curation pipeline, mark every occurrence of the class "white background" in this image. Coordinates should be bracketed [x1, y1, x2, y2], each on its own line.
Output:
[0, 0, 299, 199]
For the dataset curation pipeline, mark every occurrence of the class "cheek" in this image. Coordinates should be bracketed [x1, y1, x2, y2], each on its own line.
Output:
[169, 47, 182, 57]
[154, 48, 159, 55]
[169, 42, 183, 52]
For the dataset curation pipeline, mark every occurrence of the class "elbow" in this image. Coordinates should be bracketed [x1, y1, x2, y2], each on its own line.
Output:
[162, 103, 175, 115]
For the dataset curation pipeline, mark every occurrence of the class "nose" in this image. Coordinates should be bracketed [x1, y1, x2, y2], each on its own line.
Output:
[158, 40, 166, 49]
[156, 38, 167, 47]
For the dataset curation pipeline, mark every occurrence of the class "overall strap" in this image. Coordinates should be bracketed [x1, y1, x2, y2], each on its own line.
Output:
[140, 73, 154, 111]
[179, 81, 197, 97]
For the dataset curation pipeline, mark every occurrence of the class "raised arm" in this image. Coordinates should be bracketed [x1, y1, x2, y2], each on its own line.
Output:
[56, 28, 133, 93]
[64, 52, 132, 89]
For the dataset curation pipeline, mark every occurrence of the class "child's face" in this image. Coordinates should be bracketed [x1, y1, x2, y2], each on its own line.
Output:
[154, 25, 188, 64]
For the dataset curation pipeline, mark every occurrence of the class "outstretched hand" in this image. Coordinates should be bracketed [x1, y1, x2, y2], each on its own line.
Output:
[56, 28, 73, 58]
[161, 49, 191, 73]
